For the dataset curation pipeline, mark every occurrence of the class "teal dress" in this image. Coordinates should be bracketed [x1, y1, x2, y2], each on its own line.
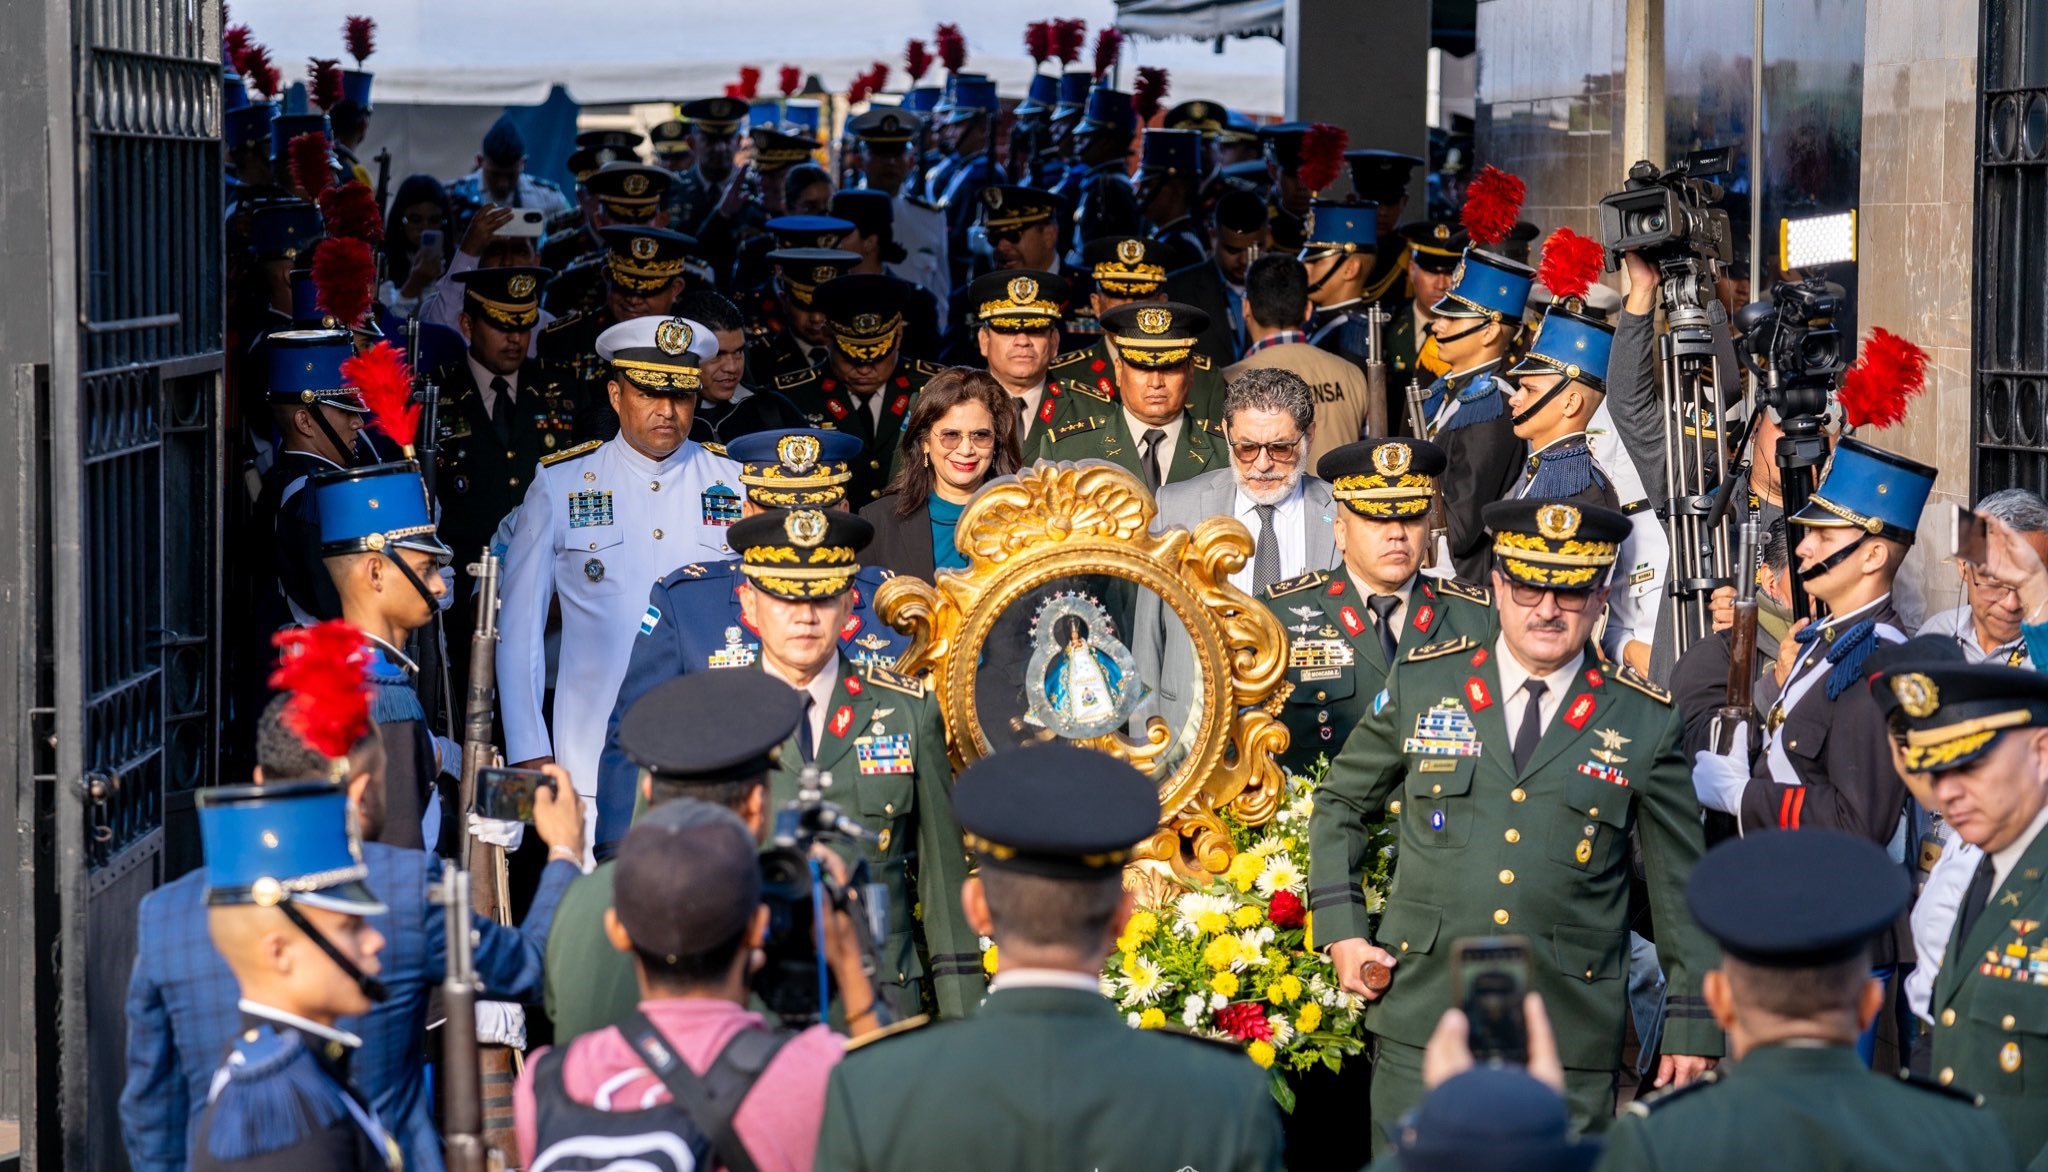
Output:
[930, 495, 968, 571]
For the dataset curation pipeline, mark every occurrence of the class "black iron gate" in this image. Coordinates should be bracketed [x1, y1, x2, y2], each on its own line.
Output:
[1974, 0, 2048, 493]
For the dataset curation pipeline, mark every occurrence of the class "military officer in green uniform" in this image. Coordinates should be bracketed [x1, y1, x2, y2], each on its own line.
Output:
[1876, 659, 2048, 1166]
[1033, 301, 1227, 491]
[1385, 218, 1467, 394]
[543, 161, 679, 316]
[1262, 438, 1493, 775]
[1047, 234, 1227, 421]
[728, 506, 981, 1020]
[771, 273, 939, 508]
[1599, 828, 2016, 1172]
[536, 225, 693, 440]
[812, 742, 1286, 1172]
[1310, 497, 1723, 1139]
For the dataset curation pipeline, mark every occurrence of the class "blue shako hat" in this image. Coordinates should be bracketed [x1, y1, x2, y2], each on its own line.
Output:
[310, 460, 452, 559]
[263, 328, 371, 412]
[198, 781, 385, 915]
[1507, 305, 1615, 392]
[1433, 248, 1537, 323]
[1787, 436, 1935, 544]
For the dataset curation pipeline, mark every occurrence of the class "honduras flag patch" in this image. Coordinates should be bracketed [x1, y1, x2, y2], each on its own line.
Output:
[639, 605, 661, 635]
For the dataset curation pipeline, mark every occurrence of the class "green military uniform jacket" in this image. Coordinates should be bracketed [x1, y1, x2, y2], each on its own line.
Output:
[1930, 825, 2048, 1166]
[1307, 636, 1724, 1071]
[1261, 571, 1494, 777]
[542, 861, 637, 1042]
[1383, 308, 1422, 413]
[812, 985, 1285, 1172]
[1599, 1044, 2016, 1171]
[1030, 402, 1227, 489]
[536, 306, 623, 442]
[1049, 338, 1226, 423]
[772, 360, 937, 509]
[766, 659, 981, 1021]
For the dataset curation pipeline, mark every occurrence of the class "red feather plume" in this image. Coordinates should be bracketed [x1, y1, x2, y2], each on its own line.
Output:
[1459, 165, 1526, 249]
[318, 180, 384, 244]
[309, 57, 344, 111]
[847, 73, 872, 105]
[778, 64, 802, 97]
[1025, 21, 1053, 66]
[344, 15, 376, 66]
[735, 66, 761, 100]
[342, 339, 420, 451]
[312, 237, 376, 332]
[1537, 227, 1606, 305]
[1054, 19, 1087, 65]
[866, 62, 889, 93]
[1838, 328, 1930, 430]
[243, 44, 280, 99]
[223, 23, 253, 71]
[904, 39, 932, 83]
[1297, 123, 1348, 193]
[935, 23, 967, 72]
[1134, 67, 1169, 121]
[289, 131, 333, 198]
[1093, 27, 1124, 81]
[269, 621, 373, 763]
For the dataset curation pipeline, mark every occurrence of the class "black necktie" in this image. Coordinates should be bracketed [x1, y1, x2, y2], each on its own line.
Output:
[1141, 428, 1167, 491]
[846, 394, 876, 443]
[798, 694, 817, 763]
[489, 375, 514, 447]
[1368, 593, 1401, 666]
[1513, 679, 1548, 774]
[1252, 504, 1280, 593]
[1956, 853, 1998, 952]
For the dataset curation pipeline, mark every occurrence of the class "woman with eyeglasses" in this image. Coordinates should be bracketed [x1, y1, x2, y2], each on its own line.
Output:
[859, 368, 1022, 579]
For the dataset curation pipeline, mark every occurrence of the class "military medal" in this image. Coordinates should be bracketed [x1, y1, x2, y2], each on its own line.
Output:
[708, 626, 757, 669]
[567, 488, 615, 528]
[2003, 1041, 2023, 1073]
[1405, 699, 1481, 756]
[583, 558, 605, 582]
[1577, 728, 1632, 786]
[1289, 638, 1355, 681]
[855, 732, 915, 775]
[701, 483, 741, 526]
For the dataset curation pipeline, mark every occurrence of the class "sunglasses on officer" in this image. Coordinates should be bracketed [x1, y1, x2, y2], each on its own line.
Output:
[1501, 580, 1602, 612]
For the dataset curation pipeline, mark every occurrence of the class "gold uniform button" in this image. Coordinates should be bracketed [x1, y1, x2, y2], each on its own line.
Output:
[2004, 1014, 2018, 1031]
[1941, 1009, 1956, 1027]
[1315, 690, 1328, 702]
[1584, 968, 1595, 980]
[1505, 828, 1521, 843]
[870, 459, 883, 470]
[654, 528, 664, 539]
[1399, 940, 1410, 952]
[588, 541, 598, 550]
[1498, 870, 1515, 885]
[1388, 800, 1403, 815]
[505, 449, 516, 459]
[508, 477, 518, 486]
[1587, 806, 1600, 818]
[884, 802, 895, 815]
[1939, 1067, 1955, 1085]
[1511, 788, 1527, 803]
[1493, 908, 1510, 925]
[650, 481, 661, 491]
[1431, 784, 1443, 795]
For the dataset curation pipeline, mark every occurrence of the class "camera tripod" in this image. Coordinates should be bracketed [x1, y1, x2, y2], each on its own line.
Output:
[1657, 260, 1747, 656]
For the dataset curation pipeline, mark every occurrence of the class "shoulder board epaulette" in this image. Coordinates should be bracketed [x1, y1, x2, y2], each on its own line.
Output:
[204, 1032, 349, 1161]
[1263, 570, 1329, 599]
[1436, 578, 1492, 606]
[1049, 350, 1093, 370]
[774, 368, 819, 391]
[844, 1013, 932, 1052]
[1897, 1068, 1987, 1107]
[1048, 416, 1103, 441]
[543, 311, 582, 333]
[540, 438, 603, 467]
[1406, 635, 1476, 662]
[1069, 379, 1115, 403]
[1614, 665, 1672, 705]
[1193, 354, 1212, 370]
[1623, 1069, 1719, 1117]
[701, 441, 728, 457]
[911, 359, 944, 377]
[863, 663, 926, 698]
[662, 561, 717, 585]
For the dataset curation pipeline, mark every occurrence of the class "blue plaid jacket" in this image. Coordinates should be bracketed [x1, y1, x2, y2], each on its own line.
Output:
[119, 842, 578, 1172]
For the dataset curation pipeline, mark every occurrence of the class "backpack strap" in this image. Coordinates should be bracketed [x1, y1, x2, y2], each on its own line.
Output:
[621, 1011, 795, 1172]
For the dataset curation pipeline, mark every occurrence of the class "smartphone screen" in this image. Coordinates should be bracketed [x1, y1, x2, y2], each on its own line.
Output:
[474, 766, 551, 822]
[1450, 935, 1531, 1064]
[419, 228, 444, 254]
[1954, 503, 1989, 568]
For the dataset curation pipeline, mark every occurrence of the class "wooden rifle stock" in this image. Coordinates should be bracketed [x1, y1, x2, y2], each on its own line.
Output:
[436, 867, 492, 1172]
[1715, 515, 1761, 753]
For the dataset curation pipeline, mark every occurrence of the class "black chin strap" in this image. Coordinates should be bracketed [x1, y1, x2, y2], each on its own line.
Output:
[1302, 253, 1341, 297]
[306, 406, 366, 469]
[1796, 531, 1869, 583]
[1509, 378, 1572, 428]
[279, 901, 389, 1003]
[381, 547, 441, 614]
[1431, 318, 1489, 348]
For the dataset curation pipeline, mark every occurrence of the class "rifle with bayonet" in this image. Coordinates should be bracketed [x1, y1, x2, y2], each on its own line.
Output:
[1363, 302, 1391, 439]
[1404, 375, 1450, 569]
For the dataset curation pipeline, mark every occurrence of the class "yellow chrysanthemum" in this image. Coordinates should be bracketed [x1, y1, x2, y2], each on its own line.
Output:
[1247, 1040, 1276, 1068]
[1265, 974, 1304, 1006]
[1233, 905, 1264, 929]
[1210, 971, 1240, 998]
[1204, 934, 1241, 971]
[983, 945, 999, 974]
[1226, 852, 1263, 891]
[1304, 911, 1314, 951]
[1296, 1002, 1323, 1033]
[1139, 1007, 1166, 1029]
[1196, 910, 1230, 936]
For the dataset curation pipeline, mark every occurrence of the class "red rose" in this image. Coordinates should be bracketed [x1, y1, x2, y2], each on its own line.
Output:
[1267, 890, 1306, 930]
[1215, 1002, 1274, 1041]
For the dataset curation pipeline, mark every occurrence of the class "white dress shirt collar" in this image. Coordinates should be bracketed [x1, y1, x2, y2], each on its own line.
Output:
[987, 967, 1107, 995]
[1492, 633, 1585, 730]
[465, 355, 520, 412]
[1122, 410, 1185, 473]
[764, 652, 843, 750]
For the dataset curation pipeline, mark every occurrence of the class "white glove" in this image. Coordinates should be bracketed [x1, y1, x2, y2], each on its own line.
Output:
[474, 1001, 526, 1048]
[468, 813, 525, 850]
[1691, 721, 1751, 815]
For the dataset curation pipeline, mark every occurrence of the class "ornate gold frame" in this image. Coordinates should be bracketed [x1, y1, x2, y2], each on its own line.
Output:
[876, 460, 1291, 877]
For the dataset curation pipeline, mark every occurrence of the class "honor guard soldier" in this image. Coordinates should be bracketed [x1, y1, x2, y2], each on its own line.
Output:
[922, 73, 1006, 285]
[1874, 661, 2048, 1164]
[964, 269, 1087, 448]
[1034, 301, 1228, 491]
[1300, 199, 1386, 402]
[1341, 149, 1424, 308]
[727, 507, 982, 1019]
[1064, 85, 1142, 267]
[1417, 244, 1534, 580]
[592, 426, 910, 848]
[1259, 123, 1317, 250]
[1503, 298, 1620, 510]
[1049, 236, 1227, 419]
[543, 163, 681, 316]
[499, 315, 743, 844]
[1263, 439, 1492, 774]
[811, 742, 1286, 1172]
[1390, 218, 1468, 384]
[187, 783, 401, 1172]
[1136, 127, 1207, 271]
[1310, 498, 1722, 1137]
[773, 273, 939, 508]
[537, 225, 693, 439]
[848, 107, 951, 303]
[739, 246, 860, 386]
[666, 97, 749, 235]
[256, 329, 373, 629]
[1603, 828, 2016, 1171]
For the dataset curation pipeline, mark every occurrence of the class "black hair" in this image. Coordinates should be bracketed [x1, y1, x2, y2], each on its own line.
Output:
[1245, 253, 1309, 329]
[781, 163, 833, 207]
[674, 290, 744, 335]
[979, 868, 1125, 952]
[1722, 950, 1872, 1021]
[645, 772, 764, 813]
[385, 173, 453, 286]
[633, 926, 750, 991]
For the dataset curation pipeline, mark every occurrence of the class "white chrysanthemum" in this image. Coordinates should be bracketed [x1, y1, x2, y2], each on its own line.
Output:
[1099, 973, 1119, 998]
[1269, 1015, 1295, 1046]
[1127, 1011, 1142, 1028]
[1257, 925, 1276, 946]
[1173, 891, 1237, 935]
[1232, 930, 1272, 969]
[1255, 855, 1305, 897]
[1118, 954, 1168, 1004]
[1210, 991, 1229, 1011]
[978, 934, 994, 950]
[1284, 794, 1316, 824]
[1183, 992, 1207, 1027]
[1247, 834, 1286, 858]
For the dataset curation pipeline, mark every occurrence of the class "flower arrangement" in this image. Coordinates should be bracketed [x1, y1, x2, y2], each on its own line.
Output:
[1106, 763, 1395, 1110]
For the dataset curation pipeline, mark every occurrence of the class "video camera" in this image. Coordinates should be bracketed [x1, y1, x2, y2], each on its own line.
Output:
[752, 767, 892, 1027]
[1598, 148, 1737, 271]
[1733, 278, 1848, 421]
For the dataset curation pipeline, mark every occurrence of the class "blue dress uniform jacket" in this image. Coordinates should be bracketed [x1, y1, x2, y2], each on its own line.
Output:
[1065, 159, 1141, 268]
[188, 1021, 400, 1172]
[119, 843, 580, 1172]
[588, 558, 909, 853]
[1421, 364, 1524, 582]
[497, 437, 743, 811]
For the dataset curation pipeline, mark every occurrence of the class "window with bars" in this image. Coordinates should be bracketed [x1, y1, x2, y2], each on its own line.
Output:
[1976, 0, 2048, 494]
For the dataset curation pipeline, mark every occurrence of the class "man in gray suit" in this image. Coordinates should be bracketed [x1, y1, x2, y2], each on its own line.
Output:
[1132, 368, 1340, 748]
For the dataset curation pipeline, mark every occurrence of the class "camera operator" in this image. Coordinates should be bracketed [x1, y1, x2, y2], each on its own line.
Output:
[546, 670, 883, 1043]
[516, 797, 852, 1172]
